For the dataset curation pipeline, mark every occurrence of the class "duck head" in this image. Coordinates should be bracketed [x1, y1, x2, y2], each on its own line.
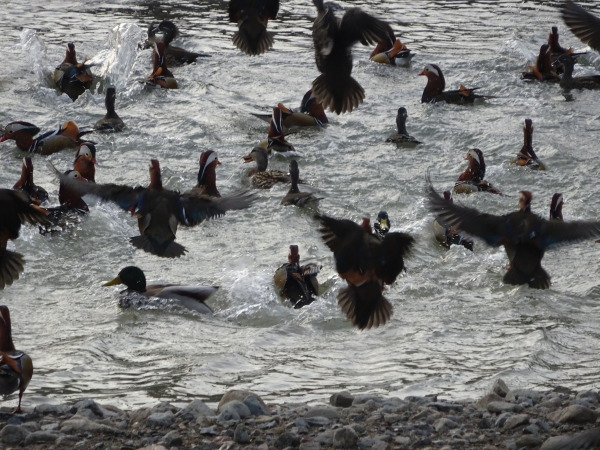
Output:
[300, 89, 328, 125]
[59, 170, 89, 211]
[243, 147, 269, 172]
[0, 122, 40, 150]
[74, 143, 97, 182]
[62, 42, 78, 65]
[550, 193, 563, 221]
[104, 266, 146, 292]
[374, 211, 390, 238]
[459, 148, 486, 182]
[149, 159, 163, 189]
[197, 150, 221, 196]
[519, 191, 532, 213]
[516, 118, 539, 162]
[548, 26, 568, 54]
[288, 245, 300, 264]
[418, 64, 445, 102]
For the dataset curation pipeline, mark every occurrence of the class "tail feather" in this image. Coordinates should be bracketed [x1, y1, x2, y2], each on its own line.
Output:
[130, 235, 187, 258]
[0, 250, 25, 290]
[312, 74, 364, 114]
[504, 265, 551, 289]
[337, 281, 392, 330]
[233, 24, 273, 56]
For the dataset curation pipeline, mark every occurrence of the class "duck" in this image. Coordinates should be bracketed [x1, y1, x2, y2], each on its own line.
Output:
[53, 42, 94, 101]
[521, 44, 560, 82]
[548, 26, 570, 57]
[94, 86, 125, 132]
[188, 150, 222, 198]
[511, 118, 546, 170]
[264, 107, 295, 154]
[419, 64, 491, 104]
[29, 121, 88, 155]
[370, 36, 415, 66]
[385, 107, 421, 145]
[453, 149, 501, 195]
[431, 191, 474, 251]
[73, 143, 97, 182]
[252, 90, 328, 129]
[40, 169, 90, 235]
[280, 160, 320, 206]
[0, 189, 50, 289]
[315, 214, 414, 330]
[0, 305, 33, 414]
[243, 146, 294, 189]
[104, 266, 217, 314]
[549, 193, 563, 221]
[311, 0, 393, 114]
[273, 245, 321, 309]
[373, 211, 390, 239]
[146, 21, 209, 66]
[562, 2, 600, 54]
[554, 53, 600, 91]
[228, 0, 279, 56]
[0, 122, 41, 151]
[427, 180, 600, 289]
[12, 157, 49, 205]
[145, 42, 178, 89]
[58, 159, 255, 257]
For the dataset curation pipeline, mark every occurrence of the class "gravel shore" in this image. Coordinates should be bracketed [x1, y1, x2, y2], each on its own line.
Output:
[2, 380, 600, 449]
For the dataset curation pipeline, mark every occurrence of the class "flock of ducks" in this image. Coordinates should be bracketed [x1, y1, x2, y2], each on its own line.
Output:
[1, 0, 600, 411]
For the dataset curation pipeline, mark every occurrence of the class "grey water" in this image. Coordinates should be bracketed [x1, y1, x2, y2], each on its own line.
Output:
[1, 0, 600, 410]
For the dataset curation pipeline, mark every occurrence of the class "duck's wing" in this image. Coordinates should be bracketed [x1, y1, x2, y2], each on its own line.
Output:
[151, 284, 218, 313]
[314, 214, 364, 253]
[538, 218, 600, 249]
[338, 8, 393, 47]
[378, 232, 415, 284]
[60, 178, 145, 212]
[562, 1, 600, 53]
[181, 190, 256, 226]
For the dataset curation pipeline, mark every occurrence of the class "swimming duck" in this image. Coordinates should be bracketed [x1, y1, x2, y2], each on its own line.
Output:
[188, 150, 222, 198]
[549, 193, 563, 221]
[548, 26, 570, 57]
[370, 37, 415, 66]
[511, 118, 546, 170]
[0, 306, 33, 414]
[145, 42, 178, 89]
[252, 90, 328, 129]
[59, 159, 255, 257]
[228, 0, 279, 56]
[29, 121, 87, 155]
[104, 266, 217, 314]
[311, 0, 393, 114]
[431, 191, 474, 251]
[554, 53, 600, 91]
[0, 189, 50, 289]
[315, 214, 414, 330]
[453, 149, 501, 195]
[427, 181, 600, 289]
[12, 157, 49, 205]
[53, 42, 94, 101]
[281, 160, 319, 206]
[94, 87, 125, 132]
[419, 64, 491, 104]
[146, 21, 209, 66]
[521, 44, 560, 82]
[0, 122, 41, 151]
[265, 107, 295, 154]
[373, 211, 390, 239]
[73, 143, 97, 182]
[243, 146, 294, 189]
[385, 107, 421, 145]
[273, 245, 321, 309]
[562, 2, 600, 53]
[40, 170, 90, 235]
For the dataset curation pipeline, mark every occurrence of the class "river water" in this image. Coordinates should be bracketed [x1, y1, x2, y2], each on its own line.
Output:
[1, 0, 600, 410]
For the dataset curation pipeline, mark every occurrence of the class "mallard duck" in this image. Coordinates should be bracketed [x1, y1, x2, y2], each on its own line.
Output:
[0, 189, 50, 289]
[273, 245, 321, 309]
[280, 160, 319, 206]
[0, 306, 33, 413]
[311, 0, 393, 114]
[104, 266, 217, 314]
[511, 118, 546, 170]
[373, 211, 390, 239]
[94, 86, 125, 132]
[228, 0, 279, 56]
[427, 180, 600, 289]
[243, 147, 294, 189]
[385, 107, 421, 145]
[58, 159, 255, 257]
[53, 42, 94, 101]
[315, 214, 414, 330]
[12, 157, 48, 205]
[453, 149, 501, 195]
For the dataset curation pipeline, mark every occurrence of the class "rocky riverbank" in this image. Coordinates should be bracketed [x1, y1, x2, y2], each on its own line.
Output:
[2, 380, 600, 449]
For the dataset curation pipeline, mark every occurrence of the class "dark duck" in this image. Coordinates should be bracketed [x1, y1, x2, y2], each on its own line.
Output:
[315, 214, 414, 330]
[41, 169, 90, 235]
[554, 52, 600, 91]
[273, 245, 321, 309]
[511, 118, 546, 170]
[0, 189, 50, 289]
[53, 42, 94, 101]
[549, 193, 563, 221]
[453, 149, 501, 195]
[431, 191, 474, 251]
[187, 150, 223, 198]
[0, 305, 33, 413]
[521, 44, 560, 82]
[427, 182, 600, 289]
[58, 159, 255, 257]
[12, 157, 49, 206]
[280, 160, 320, 207]
[94, 86, 125, 132]
[146, 20, 208, 66]
[419, 64, 491, 104]
[562, 2, 600, 54]
[385, 107, 421, 145]
[228, 0, 279, 56]
[311, 0, 393, 114]
[373, 211, 390, 239]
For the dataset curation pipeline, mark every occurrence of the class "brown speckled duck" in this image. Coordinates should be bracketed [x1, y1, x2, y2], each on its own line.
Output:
[453, 149, 501, 195]
[243, 147, 294, 189]
[315, 214, 414, 330]
[0, 305, 33, 414]
[273, 245, 321, 309]
[228, 0, 279, 56]
[511, 119, 546, 170]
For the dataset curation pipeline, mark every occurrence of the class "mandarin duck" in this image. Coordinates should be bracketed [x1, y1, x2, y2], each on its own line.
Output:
[12, 157, 49, 205]
[273, 245, 321, 309]
[453, 149, 501, 195]
[419, 64, 492, 104]
[145, 42, 178, 89]
[511, 118, 546, 170]
[146, 20, 209, 65]
[53, 42, 94, 101]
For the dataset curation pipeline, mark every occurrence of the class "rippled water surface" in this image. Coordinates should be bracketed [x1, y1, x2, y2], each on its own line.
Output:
[2, 0, 600, 410]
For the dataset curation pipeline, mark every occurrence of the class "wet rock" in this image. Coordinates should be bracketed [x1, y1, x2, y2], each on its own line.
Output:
[492, 379, 510, 397]
[332, 426, 357, 448]
[503, 413, 529, 429]
[161, 430, 182, 446]
[517, 434, 544, 448]
[487, 401, 523, 414]
[274, 431, 300, 448]
[34, 403, 72, 415]
[218, 389, 267, 412]
[220, 400, 252, 419]
[0, 424, 30, 445]
[475, 393, 505, 410]
[244, 395, 270, 416]
[234, 424, 250, 444]
[60, 417, 117, 434]
[549, 404, 598, 424]
[23, 430, 60, 445]
[330, 391, 354, 408]
[434, 417, 458, 433]
[305, 407, 340, 420]
[177, 399, 214, 420]
[146, 411, 174, 428]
